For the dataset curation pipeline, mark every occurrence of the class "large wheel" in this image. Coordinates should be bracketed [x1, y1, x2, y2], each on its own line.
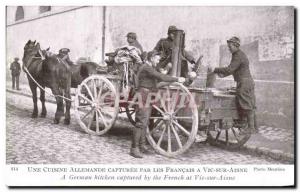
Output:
[146, 82, 198, 157]
[207, 120, 251, 150]
[74, 75, 119, 135]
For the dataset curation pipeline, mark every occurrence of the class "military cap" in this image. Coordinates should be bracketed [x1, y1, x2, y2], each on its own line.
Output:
[168, 25, 178, 34]
[227, 36, 240, 47]
[14, 57, 19, 61]
[126, 32, 137, 39]
[59, 48, 70, 54]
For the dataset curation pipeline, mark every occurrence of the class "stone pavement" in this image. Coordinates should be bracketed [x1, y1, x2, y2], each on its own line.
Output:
[6, 81, 295, 163]
[6, 94, 286, 164]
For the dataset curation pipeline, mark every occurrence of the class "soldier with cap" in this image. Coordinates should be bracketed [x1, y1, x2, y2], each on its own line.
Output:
[130, 51, 186, 158]
[57, 48, 74, 66]
[212, 36, 257, 135]
[153, 25, 197, 78]
[126, 32, 143, 54]
[10, 57, 21, 90]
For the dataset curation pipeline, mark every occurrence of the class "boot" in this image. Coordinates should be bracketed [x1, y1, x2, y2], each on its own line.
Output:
[130, 128, 143, 158]
[238, 110, 255, 136]
[246, 110, 256, 134]
[254, 112, 259, 133]
[241, 110, 255, 135]
[234, 108, 246, 128]
[140, 129, 151, 154]
[130, 147, 143, 158]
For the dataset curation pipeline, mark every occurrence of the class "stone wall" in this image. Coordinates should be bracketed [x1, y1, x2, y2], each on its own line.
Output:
[6, 6, 104, 83]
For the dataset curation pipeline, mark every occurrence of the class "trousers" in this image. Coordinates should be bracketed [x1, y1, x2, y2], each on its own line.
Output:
[12, 74, 20, 89]
[132, 87, 152, 148]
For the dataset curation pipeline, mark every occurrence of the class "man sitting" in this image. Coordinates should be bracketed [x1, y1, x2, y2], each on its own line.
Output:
[57, 48, 74, 66]
[126, 32, 143, 54]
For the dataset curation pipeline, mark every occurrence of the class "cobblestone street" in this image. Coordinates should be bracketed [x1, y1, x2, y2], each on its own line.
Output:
[6, 92, 289, 164]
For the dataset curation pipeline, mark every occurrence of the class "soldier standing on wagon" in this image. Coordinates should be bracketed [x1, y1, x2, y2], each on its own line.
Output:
[10, 57, 21, 90]
[153, 25, 197, 78]
[212, 36, 258, 135]
[130, 51, 186, 158]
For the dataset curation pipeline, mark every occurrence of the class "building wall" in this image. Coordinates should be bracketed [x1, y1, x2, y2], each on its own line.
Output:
[105, 6, 294, 66]
[6, 6, 104, 83]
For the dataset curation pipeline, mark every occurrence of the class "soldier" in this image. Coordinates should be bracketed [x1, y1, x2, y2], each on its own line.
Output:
[57, 48, 74, 66]
[126, 32, 144, 54]
[212, 36, 257, 135]
[153, 25, 197, 78]
[130, 51, 185, 158]
[10, 57, 21, 90]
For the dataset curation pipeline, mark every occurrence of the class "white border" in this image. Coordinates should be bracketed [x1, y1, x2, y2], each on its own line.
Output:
[1, 0, 298, 191]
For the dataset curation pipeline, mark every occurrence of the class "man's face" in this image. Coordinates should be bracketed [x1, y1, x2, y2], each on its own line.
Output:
[127, 37, 135, 44]
[61, 52, 68, 56]
[227, 42, 238, 53]
[150, 55, 161, 67]
[168, 33, 175, 41]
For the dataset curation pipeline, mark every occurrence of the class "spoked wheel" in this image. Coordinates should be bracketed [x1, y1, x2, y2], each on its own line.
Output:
[74, 75, 119, 135]
[207, 120, 251, 150]
[146, 82, 198, 157]
[125, 106, 136, 125]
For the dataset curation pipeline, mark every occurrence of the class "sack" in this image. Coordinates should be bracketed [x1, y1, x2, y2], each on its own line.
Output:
[114, 46, 142, 64]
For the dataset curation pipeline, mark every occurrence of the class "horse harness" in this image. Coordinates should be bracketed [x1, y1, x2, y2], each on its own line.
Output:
[23, 51, 74, 102]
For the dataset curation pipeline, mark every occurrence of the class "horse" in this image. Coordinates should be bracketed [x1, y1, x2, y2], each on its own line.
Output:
[40, 48, 101, 88]
[22, 40, 100, 124]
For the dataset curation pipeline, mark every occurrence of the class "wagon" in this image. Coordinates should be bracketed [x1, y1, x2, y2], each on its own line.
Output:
[73, 30, 251, 157]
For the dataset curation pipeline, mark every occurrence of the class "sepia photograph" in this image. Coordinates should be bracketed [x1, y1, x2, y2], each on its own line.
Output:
[5, 5, 295, 187]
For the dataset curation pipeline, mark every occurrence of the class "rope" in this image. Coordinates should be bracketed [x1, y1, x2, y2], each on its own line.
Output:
[23, 66, 74, 102]
[122, 62, 129, 92]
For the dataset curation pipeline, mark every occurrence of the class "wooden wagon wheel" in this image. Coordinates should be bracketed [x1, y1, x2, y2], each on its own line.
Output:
[206, 120, 251, 150]
[146, 82, 198, 157]
[74, 75, 119, 135]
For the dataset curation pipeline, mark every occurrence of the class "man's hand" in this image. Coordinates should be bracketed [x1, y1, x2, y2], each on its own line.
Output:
[160, 69, 168, 74]
[217, 73, 225, 78]
[177, 77, 186, 83]
[166, 63, 172, 70]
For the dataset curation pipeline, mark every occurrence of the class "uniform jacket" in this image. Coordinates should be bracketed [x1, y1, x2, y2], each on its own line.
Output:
[58, 53, 74, 66]
[153, 37, 195, 69]
[10, 61, 21, 76]
[214, 49, 255, 110]
[136, 64, 177, 90]
[214, 49, 253, 82]
[129, 40, 143, 54]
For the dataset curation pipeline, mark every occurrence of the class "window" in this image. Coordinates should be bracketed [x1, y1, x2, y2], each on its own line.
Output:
[39, 6, 51, 13]
[15, 6, 24, 21]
